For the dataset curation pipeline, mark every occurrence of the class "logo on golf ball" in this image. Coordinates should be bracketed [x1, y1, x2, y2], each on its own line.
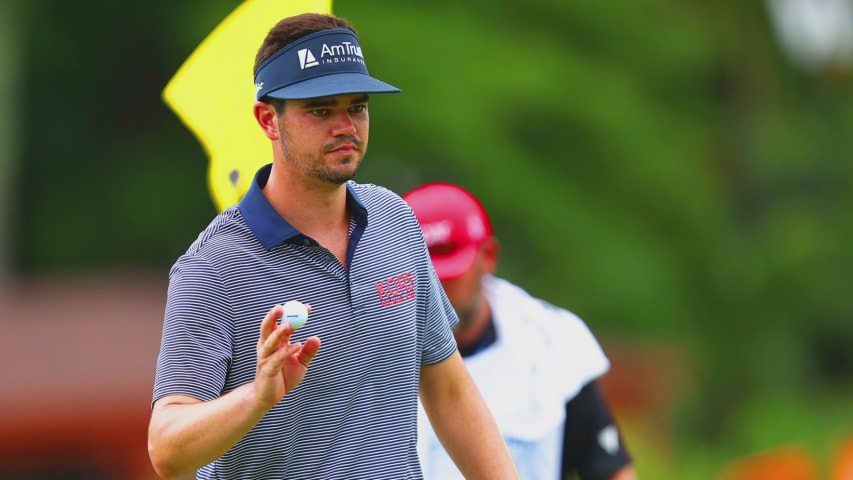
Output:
[281, 300, 309, 329]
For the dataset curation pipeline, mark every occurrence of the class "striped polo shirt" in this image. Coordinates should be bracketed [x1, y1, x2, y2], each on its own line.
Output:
[153, 164, 458, 479]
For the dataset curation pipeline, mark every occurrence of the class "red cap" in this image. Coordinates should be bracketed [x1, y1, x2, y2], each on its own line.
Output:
[403, 183, 493, 281]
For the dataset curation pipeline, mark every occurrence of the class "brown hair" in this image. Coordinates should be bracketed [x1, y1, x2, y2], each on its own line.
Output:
[254, 13, 356, 74]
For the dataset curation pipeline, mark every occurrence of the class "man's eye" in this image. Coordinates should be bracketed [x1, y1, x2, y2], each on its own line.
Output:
[350, 105, 367, 113]
[310, 109, 329, 117]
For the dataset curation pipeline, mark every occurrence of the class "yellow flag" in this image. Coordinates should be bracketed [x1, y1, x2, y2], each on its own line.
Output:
[163, 0, 333, 211]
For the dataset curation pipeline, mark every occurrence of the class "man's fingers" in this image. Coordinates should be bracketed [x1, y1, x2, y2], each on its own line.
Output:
[298, 336, 322, 367]
[259, 305, 299, 357]
[258, 305, 319, 370]
[259, 304, 283, 339]
[262, 322, 296, 355]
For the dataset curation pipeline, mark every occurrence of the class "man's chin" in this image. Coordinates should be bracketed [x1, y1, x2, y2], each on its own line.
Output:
[319, 169, 358, 186]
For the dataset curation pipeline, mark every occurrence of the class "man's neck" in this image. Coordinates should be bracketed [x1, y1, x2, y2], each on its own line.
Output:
[264, 164, 351, 264]
[266, 164, 347, 225]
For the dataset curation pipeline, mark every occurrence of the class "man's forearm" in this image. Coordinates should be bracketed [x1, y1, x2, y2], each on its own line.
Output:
[148, 384, 269, 478]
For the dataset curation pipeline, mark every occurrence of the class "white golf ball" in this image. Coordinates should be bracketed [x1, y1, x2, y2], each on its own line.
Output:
[281, 300, 309, 329]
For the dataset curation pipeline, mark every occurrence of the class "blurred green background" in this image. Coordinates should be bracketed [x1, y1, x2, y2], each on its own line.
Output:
[2, 0, 852, 478]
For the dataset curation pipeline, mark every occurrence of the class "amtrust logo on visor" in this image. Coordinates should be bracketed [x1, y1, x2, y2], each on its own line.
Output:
[298, 49, 319, 69]
[254, 29, 400, 100]
[298, 41, 365, 70]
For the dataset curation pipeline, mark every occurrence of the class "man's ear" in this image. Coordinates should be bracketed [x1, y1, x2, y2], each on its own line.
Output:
[481, 237, 500, 275]
[253, 101, 280, 140]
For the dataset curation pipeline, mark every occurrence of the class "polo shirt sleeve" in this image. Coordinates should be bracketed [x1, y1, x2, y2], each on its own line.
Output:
[401, 207, 458, 366]
[152, 253, 235, 406]
[420, 266, 459, 366]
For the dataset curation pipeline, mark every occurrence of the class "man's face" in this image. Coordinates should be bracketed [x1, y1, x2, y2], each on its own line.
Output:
[278, 93, 370, 186]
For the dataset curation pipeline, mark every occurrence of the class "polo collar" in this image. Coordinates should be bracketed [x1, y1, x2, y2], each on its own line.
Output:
[239, 164, 367, 250]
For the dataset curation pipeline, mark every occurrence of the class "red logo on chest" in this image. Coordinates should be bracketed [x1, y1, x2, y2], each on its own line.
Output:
[375, 271, 416, 307]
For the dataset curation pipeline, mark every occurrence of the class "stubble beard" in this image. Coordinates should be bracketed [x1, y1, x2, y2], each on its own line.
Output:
[280, 127, 364, 186]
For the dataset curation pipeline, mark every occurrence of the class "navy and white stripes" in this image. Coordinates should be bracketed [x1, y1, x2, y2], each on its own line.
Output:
[153, 166, 457, 479]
